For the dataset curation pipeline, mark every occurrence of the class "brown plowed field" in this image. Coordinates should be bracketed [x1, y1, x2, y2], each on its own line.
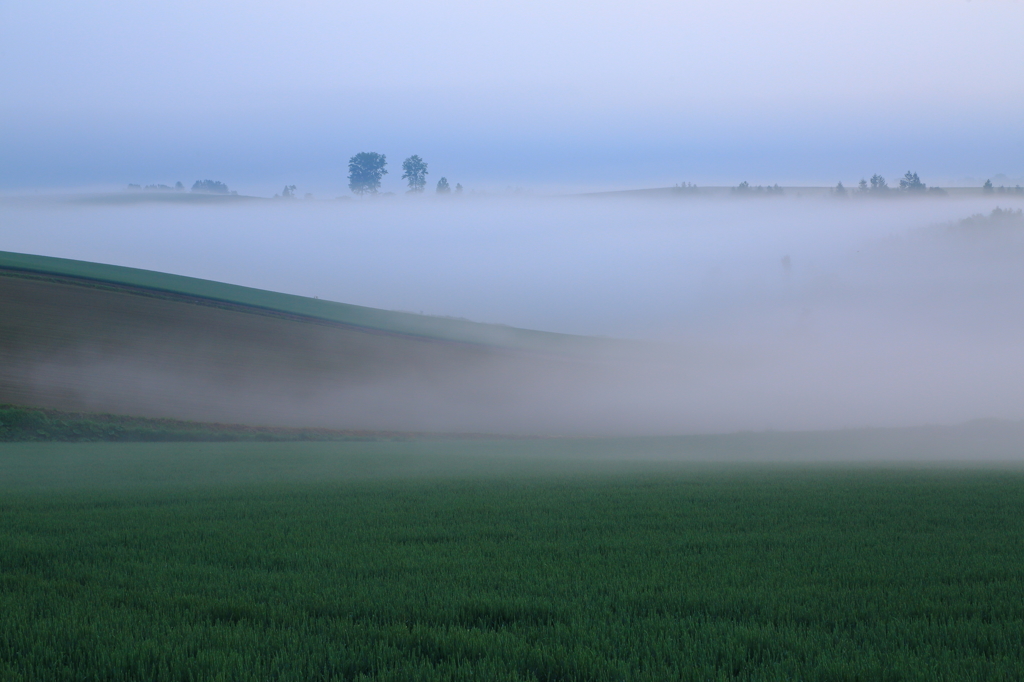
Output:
[0, 271, 601, 432]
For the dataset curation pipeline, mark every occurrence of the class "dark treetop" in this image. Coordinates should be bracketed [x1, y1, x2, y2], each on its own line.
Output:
[348, 152, 388, 195]
[401, 155, 428, 193]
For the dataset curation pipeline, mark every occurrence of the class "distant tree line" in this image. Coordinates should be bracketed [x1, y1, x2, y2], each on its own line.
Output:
[126, 180, 238, 195]
[725, 172, 1005, 198]
[348, 152, 462, 196]
[191, 179, 235, 195]
[732, 181, 783, 195]
[126, 167, 1017, 201]
[837, 172, 946, 196]
[958, 206, 1024, 229]
[673, 182, 700, 195]
[983, 179, 1024, 195]
[127, 182, 185, 192]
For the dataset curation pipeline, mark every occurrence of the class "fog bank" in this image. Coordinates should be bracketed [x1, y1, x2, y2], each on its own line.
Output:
[3, 194, 1024, 434]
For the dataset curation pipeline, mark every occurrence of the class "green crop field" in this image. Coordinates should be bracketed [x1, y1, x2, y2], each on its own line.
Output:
[2, 441, 1024, 680]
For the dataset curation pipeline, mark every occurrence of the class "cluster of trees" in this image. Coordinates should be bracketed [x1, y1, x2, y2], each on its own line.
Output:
[190, 180, 236, 195]
[835, 172, 945, 196]
[128, 179, 312, 199]
[127, 182, 185, 192]
[273, 185, 315, 199]
[733, 181, 783, 195]
[672, 182, 700, 195]
[348, 152, 462, 196]
[128, 180, 236, 195]
[959, 206, 1024, 229]
[983, 180, 1024, 195]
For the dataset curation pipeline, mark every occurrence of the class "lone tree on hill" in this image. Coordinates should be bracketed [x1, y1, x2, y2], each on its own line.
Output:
[436, 177, 451, 194]
[401, 155, 428, 193]
[899, 171, 926, 192]
[348, 152, 388, 195]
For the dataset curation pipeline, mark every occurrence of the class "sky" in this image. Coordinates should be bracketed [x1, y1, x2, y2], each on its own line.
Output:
[2, 0, 1023, 194]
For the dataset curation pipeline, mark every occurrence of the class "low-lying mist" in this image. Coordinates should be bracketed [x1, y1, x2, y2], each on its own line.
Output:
[3, 193, 1024, 435]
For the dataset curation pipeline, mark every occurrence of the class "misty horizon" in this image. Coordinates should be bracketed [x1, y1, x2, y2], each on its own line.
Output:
[3, 2, 1023, 193]
[9, 174, 1024, 200]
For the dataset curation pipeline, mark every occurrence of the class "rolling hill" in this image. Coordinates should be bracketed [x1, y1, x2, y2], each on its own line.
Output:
[0, 251, 611, 432]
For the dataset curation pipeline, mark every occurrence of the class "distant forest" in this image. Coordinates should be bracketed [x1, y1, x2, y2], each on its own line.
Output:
[123, 167, 1022, 200]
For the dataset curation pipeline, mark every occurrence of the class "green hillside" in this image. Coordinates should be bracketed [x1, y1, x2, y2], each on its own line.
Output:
[0, 250, 587, 353]
[0, 250, 617, 429]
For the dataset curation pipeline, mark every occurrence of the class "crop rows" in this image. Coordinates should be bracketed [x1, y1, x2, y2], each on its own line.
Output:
[2, 469, 1024, 680]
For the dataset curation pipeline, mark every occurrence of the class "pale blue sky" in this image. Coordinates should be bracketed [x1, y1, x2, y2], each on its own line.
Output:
[2, 0, 1022, 193]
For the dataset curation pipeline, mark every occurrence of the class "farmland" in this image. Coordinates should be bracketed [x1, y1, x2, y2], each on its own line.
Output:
[2, 441, 1024, 680]
[5, 217, 1024, 680]
[0, 251, 607, 433]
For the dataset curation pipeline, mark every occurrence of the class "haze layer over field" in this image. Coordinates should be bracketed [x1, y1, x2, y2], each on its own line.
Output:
[3, 195, 1023, 434]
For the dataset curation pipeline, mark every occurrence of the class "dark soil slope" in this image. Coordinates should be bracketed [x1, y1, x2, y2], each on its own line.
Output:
[0, 252, 611, 432]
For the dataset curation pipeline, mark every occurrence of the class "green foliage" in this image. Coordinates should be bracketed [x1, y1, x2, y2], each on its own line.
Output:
[1, 454, 1024, 680]
[402, 155, 429, 193]
[349, 152, 388, 195]
[436, 177, 451, 194]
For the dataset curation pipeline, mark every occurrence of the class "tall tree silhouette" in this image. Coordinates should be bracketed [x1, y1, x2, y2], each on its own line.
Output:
[348, 153, 388, 195]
